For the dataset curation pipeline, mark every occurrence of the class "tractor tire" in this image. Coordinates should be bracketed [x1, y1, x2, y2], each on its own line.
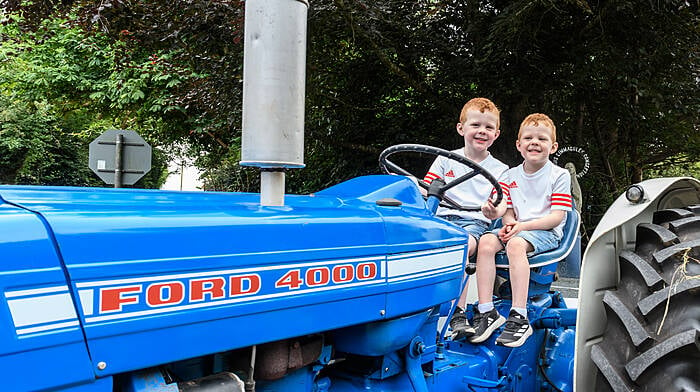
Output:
[591, 206, 700, 392]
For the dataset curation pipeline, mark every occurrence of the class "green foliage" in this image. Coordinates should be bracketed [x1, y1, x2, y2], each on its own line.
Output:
[71, 0, 246, 159]
[0, 8, 193, 187]
[648, 158, 700, 179]
[300, 0, 700, 233]
[0, 97, 95, 185]
[1, 0, 698, 239]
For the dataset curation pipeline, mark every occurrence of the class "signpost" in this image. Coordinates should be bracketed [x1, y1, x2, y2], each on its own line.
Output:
[89, 129, 152, 187]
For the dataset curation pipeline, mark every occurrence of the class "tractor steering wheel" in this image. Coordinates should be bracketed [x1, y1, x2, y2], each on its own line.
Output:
[379, 144, 503, 212]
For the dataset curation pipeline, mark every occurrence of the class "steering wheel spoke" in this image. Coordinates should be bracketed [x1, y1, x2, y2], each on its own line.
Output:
[441, 170, 480, 193]
[379, 144, 503, 212]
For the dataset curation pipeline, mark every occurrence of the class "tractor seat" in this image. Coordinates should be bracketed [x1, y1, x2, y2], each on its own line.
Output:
[493, 208, 581, 297]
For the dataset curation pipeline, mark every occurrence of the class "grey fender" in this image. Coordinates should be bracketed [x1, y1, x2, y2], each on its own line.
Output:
[574, 177, 700, 391]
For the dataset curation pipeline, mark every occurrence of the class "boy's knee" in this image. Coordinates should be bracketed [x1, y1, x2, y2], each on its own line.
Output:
[505, 237, 529, 256]
[478, 233, 500, 252]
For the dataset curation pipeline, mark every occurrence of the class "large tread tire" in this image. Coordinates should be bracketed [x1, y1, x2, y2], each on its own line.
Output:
[591, 206, 700, 392]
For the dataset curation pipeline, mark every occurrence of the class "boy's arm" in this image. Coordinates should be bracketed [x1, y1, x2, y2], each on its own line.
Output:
[421, 157, 444, 197]
[501, 207, 516, 225]
[520, 167, 571, 230]
[481, 198, 508, 220]
[514, 210, 566, 231]
[522, 167, 572, 231]
[501, 169, 571, 241]
[482, 175, 510, 220]
[500, 210, 565, 242]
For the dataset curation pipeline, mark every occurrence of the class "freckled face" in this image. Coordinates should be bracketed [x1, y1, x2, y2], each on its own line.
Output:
[457, 110, 500, 153]
[516, 124, 558, 167]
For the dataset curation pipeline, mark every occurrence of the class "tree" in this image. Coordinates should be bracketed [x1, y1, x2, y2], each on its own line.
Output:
[0, 7, 192, 187]
[456, 0, 699, 220]
[301, 0, 700, 226]
[1, 0, 697, 236]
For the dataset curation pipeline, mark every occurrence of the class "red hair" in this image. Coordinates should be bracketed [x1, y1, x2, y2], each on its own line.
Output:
[518, 113, 557, 142]
[459, 98, 500, 128]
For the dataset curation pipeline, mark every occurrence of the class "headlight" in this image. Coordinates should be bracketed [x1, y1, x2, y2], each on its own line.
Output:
[625, 184, 645, 203]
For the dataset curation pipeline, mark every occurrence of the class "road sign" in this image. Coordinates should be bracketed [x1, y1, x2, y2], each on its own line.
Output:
[89, 129, 152, 187]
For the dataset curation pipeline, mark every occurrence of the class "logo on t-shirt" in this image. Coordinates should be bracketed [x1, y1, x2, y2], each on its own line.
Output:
[445, 170, 455, 178]
[508, 181, 518, 189]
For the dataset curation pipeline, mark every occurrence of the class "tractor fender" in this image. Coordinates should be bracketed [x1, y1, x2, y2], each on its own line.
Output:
[574, 177, 700, 391]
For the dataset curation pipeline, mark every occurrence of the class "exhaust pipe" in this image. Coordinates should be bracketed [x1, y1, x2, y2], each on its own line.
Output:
[241, 0, 309, 206]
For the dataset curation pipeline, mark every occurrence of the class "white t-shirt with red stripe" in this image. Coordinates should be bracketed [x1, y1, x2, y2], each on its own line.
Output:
[498, 160, 572, 239]
[424, 150, 508, 224]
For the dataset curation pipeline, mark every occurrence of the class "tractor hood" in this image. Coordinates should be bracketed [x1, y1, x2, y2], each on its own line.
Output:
[0, 175, 467, 377]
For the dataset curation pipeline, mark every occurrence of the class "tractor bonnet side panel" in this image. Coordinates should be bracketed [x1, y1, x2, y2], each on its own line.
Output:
[0, 175, 467, 378]
[0, 201, 95, 391]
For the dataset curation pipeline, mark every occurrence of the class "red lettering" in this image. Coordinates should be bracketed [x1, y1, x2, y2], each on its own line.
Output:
[357, 262, 377, 280]
[190, 277, 226, 302]
[146, 282, 185, 306]
[306, 267, 330, 287]
[332, 265, 354, 283]
[275, 270, 303, 290]
[230, 274, 261, 296]
[100, 285, 141, 313]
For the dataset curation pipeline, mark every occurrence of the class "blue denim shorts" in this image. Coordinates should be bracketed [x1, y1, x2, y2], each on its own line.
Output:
[488, 228, 560, 257]
[441, 215, 490, 241]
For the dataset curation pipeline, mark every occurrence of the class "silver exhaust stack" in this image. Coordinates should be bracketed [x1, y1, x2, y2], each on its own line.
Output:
[241, 0, 309, 206]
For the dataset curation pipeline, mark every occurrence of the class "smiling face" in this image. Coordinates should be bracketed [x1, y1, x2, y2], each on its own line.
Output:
[457, 109, 500, 160]
[517, 123, 558, 172]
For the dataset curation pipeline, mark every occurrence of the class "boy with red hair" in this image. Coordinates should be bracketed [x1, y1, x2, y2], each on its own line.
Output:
[471, 113, 572, 347]
[423, 97, 508, 339]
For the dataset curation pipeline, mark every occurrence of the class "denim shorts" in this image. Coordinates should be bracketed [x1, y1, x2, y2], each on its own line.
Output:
[441, 215, 490, 241]
[488, 228, 560, 257]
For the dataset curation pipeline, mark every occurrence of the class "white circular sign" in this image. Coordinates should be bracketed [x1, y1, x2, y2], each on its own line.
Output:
[553, 146, 589, 178]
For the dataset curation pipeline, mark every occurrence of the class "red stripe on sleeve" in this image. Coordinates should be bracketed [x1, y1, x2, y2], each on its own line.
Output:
[423, 172, 441, 184]
[552, 202, 573, 208]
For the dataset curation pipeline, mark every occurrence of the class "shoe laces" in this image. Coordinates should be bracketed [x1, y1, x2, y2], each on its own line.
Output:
[504, 314, 526, 330]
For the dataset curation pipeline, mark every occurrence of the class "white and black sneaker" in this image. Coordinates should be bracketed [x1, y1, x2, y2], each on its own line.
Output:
[468, 308, 506, 343]
[448, 307, 475, 340]
[495, 310, 533, 347]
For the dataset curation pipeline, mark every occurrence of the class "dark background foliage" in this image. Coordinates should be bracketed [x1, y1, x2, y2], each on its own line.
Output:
[1, 0, 698, 238]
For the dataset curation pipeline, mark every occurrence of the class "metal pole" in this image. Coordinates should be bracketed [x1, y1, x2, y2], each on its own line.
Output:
[245, 345, 257, 392]
[114, 133, 124, 188]
[180, 160, 185, 191]
[260, 170, 285, 206]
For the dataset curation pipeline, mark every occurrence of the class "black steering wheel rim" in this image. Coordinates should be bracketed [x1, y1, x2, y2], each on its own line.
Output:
[379, 144, 503, 212]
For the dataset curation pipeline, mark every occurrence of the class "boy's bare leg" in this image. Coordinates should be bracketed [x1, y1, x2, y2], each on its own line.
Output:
[457, 234, 478, 309]
[469, 233, 506, 343]
[504, 237, 533, 308]
[496, 237, 535, 347]
[476, 233, 501, 305]
[449, 235, 480, 339]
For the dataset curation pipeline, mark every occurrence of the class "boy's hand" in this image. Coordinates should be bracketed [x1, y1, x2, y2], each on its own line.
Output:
[481, 200, 499, 219]
[499, 221, 522, 242]
[497, 223, 512, 239]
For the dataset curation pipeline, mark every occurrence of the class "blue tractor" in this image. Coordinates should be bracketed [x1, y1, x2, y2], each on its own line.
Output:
[0, 149, 581, 392]
[1, 1, 698, 391]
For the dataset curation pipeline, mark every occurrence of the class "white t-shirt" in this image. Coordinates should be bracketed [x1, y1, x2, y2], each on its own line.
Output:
[423, 150, 508, 224]
[499, 160, 572, 238]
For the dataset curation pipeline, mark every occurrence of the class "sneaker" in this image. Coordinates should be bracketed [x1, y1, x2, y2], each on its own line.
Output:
[469, 308, 506, 343]
[495, 310, 533, 348]
[448, 308, 475, 340]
